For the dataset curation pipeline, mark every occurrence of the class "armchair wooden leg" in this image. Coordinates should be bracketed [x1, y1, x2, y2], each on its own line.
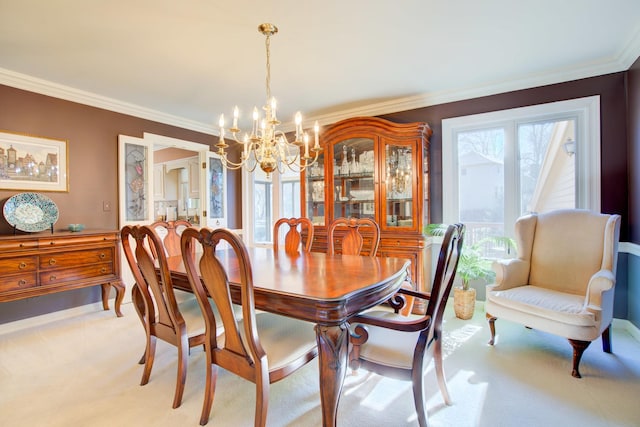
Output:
[486, 313, 497, 345]
[433, 337, 452, 405]
[411, 368, 429, 427]
[602, 325, 612, 353]
[568, 339, 591, 378]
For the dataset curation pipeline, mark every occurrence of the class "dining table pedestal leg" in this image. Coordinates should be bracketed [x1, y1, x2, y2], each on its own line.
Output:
[315, 323, 349, 427]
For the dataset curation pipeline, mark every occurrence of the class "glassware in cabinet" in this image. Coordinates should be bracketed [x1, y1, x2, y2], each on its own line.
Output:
[305, 151, 325, 226]
[332, 137, 375, 220]
[383, 143, 415, 229]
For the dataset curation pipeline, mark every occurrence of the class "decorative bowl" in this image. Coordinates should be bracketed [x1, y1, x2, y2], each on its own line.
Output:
[68, 224, 85, 232]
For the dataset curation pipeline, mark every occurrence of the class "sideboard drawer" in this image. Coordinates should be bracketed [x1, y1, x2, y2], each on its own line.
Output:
[39, 248, 114, 270]
[39, 262, 115, 286]
[0, 256, 37, 274]
[38, 234, 117, 247]
[0, 240, 39, 251]
[0, 273, 37, 293]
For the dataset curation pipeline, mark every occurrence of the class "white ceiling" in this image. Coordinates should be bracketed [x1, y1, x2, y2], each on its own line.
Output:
[1, 0, 640, 134]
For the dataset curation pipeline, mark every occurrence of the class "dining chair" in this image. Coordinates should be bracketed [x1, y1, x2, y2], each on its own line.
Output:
[348, 223, 465, 427]
[148, 219, 193, 258]
[120, 224, 206, 409]
[180, 227, 319, 426]
[131, 220, 196, 362]
[272, 217, 314, 254]
[327, 217, 380, 257]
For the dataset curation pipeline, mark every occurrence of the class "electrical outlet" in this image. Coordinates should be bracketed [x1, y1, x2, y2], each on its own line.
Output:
[103, 201, 111, 212]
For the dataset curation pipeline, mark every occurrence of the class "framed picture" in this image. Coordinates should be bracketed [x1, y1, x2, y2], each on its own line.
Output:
[0, 131, 69, 192]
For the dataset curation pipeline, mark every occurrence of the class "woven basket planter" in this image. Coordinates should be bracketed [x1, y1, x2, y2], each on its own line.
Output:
[453, 287, 476, 320]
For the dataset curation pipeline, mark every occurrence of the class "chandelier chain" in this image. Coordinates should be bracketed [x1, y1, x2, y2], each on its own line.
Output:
[265, 33, 271, 102]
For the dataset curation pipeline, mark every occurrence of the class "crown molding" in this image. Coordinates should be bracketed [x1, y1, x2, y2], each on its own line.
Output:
[0, 68, 216, 135]
[308, 55, 633, 127]
[617, 24, 640, 70]
[2, 38, 638, 133]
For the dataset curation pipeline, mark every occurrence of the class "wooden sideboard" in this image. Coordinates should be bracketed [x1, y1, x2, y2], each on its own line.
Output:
[0, 230, 125, 317]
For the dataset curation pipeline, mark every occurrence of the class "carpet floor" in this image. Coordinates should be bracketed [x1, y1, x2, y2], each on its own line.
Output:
[1, 300, 639, 427]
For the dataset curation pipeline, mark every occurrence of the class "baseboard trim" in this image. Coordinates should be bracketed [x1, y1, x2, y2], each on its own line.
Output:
[0, 301, 118, 334]
[613, 318, 640, 341]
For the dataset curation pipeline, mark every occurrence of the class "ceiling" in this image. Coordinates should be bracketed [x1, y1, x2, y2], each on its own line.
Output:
[1, 1, 640, 135]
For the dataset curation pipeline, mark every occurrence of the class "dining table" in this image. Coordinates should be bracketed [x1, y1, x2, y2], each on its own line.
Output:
[166, 246, 410, 427]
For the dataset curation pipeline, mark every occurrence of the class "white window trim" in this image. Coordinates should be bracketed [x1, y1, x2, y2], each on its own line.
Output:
[442, 95, 601, 227]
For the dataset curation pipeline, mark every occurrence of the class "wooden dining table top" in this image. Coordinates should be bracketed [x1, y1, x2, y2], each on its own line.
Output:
[166, 246, 411, 326]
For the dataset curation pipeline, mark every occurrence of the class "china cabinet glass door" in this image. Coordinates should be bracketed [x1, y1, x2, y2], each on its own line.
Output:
[305, 151, 326, 226]
[382, 142, 416, 230]
[332, 137, 375, 220]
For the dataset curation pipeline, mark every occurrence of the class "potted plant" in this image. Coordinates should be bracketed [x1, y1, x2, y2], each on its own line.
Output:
[425, 224, 514, 319]
[453, 242, 493, 319]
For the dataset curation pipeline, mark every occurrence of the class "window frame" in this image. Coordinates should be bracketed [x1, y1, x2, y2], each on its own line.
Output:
[442, 95, 601, 239]
[242, 166, 301, 248]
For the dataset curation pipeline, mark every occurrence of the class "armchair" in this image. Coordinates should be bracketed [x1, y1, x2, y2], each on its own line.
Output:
[485, 209, 621, 378]
[348, 223, 465, 427]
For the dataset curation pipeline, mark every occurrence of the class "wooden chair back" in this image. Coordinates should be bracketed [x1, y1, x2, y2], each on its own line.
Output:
[181, 227, 257, 373]
[273, 217, 314, 254]
[422, 223, 465, 350]
[148, 219, 193, 258]
[347, 223, 464, 427]
[180, 227, 318, 426]
[327, 217, 380, 257]
[120, 224, 205, 409]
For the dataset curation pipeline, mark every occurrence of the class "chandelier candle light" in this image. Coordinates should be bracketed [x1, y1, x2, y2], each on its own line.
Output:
[216, 23, 321, 177]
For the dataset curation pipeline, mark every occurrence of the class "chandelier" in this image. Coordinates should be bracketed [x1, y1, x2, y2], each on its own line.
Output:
[215, 23, 321, 177]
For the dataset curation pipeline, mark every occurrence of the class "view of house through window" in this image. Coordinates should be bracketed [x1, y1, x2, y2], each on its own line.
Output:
[444, 96, 599, 259]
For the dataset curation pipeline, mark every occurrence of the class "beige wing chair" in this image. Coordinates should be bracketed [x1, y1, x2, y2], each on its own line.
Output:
[485, 209, 621, 378]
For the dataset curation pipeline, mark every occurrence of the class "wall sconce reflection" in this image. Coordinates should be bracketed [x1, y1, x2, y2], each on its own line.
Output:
[563, 138, 576, 156]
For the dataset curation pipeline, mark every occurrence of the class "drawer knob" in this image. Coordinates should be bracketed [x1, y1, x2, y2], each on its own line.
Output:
[101, 267, 107, 273]
[49, 275, 57, 281]
[49, 259, 57, 265]
[19, 262, 27, 269]
[99, 253, 106, 259]
[18, 279, 26, 286]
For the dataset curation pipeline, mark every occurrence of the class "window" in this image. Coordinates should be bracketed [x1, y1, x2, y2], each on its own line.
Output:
[243, 166, 301, 247]
[443, 96, 600, 257]
[253, 175, 272, 244]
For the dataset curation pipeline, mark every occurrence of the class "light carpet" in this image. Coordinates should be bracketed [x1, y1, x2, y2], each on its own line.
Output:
[1, 301, 640, 427]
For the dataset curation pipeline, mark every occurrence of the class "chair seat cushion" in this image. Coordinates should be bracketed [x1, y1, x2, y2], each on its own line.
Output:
[175, 293, 207, 336]
[351, 310, 424, 370]
[487, 285, 594, 327]
[243, 313, 318, 371]
[174, 289, 240, 337]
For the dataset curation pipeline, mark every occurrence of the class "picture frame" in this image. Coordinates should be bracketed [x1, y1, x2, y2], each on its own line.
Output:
[0, 131, 69, 192]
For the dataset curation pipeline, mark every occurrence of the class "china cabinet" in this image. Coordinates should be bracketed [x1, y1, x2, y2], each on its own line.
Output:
[301, 117, 432, 299]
